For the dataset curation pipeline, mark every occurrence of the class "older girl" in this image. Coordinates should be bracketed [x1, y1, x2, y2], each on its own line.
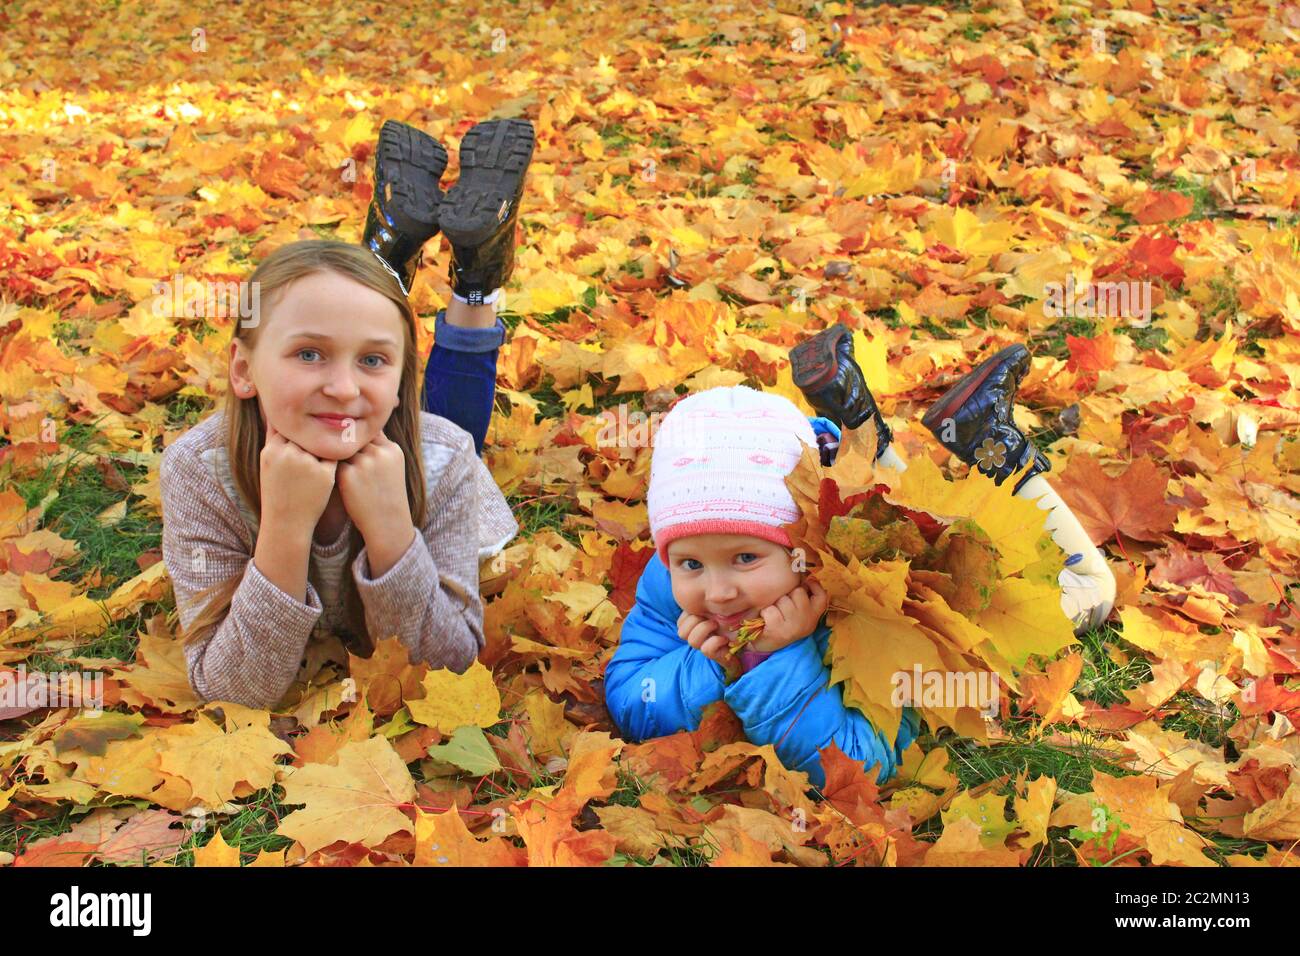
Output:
[160, 240, 518, 709]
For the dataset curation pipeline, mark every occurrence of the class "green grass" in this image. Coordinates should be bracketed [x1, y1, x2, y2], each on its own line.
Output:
[11, 429, 161, 607]
[914, 316, 959, 341]
[22, 609, 161, 671]
[1202, 271, 1240, 325]
[171, 786, 298, 866]
[0, 801, 85, 859]
[306, 222, 341, 240]
[1028, 315, 1098, 361]
[507, 488, 580, 543]
[1115, 323, 1171, 354]
[1166, 175, 1218, 220]
[936, 721, 1134, 796]
[1072, 623, 1153, 707]
[165, 393, 214, 431]
[0, 395, 221, 675]
[1159, 690, 1237, 750]
[598, 122, 635, 152]
[603, 766, 651, 808]
[870, 306, 904, 330]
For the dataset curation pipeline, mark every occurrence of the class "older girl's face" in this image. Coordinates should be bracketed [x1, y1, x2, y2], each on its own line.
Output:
[228, 270, 406, 461]
[665, 534, 803, 636]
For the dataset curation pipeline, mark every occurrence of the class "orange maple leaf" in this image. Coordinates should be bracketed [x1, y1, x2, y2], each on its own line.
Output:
[1053, 456, 1181, 544]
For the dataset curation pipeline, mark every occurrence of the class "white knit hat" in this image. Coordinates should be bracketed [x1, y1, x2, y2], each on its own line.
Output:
[647, 385, 818, 566]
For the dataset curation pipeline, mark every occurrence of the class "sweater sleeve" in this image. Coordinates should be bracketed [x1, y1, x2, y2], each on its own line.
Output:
[159, 440, 322, 710]
[350, 429, 484, 673]
[722, 630, 921, 789]
[603, 552, 727, 741]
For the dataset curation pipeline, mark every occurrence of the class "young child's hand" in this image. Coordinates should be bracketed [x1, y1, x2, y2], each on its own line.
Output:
[677, 611, 745, 681]
[749, 577, 830, 654]
[336, 428, 413, 544]
[677, 611, 730, 665]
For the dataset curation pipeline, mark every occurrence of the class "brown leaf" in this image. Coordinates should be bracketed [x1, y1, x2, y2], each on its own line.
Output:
[1053, 455, 1181, 544]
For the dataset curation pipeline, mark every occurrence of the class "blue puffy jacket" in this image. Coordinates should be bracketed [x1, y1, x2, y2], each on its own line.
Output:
[604, 418, 921, 789]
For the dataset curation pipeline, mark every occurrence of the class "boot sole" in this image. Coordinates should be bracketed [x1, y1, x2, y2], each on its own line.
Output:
[921, 343, 1027, 435]
[790, 324, 850, 393]
[375, 120, 447, 235]
[439, 119, 535, 247]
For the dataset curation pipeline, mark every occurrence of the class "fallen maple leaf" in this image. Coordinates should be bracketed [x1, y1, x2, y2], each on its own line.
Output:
[276, 735, 416, 856]
[1053, 455, 1181, 544]
[1131, 189, 1195, 225]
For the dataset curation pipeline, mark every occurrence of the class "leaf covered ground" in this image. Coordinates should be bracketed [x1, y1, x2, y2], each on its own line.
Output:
[1, 0, 1299, 866]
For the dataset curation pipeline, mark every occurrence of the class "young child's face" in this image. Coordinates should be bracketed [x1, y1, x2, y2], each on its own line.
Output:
[665, 534, 804, 637]
[229, 270, 406, 461]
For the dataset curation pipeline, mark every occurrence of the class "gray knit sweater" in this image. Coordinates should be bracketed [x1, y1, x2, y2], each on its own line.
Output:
[159, 408, 518, 709]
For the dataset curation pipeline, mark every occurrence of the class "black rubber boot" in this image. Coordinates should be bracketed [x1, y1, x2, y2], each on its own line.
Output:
[920, 343, 1051, 495]
[440, 118, 535, 305]
[790, 323, 893, 458]
[362, 120, 448, 296]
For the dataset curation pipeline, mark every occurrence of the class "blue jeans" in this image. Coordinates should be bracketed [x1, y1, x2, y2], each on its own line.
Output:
[421, 307, 505, 457]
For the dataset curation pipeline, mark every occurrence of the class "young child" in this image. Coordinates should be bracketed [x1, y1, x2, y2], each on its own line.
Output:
[604, 385, 918, 789]
[160, 117, 534, 710]
[605, 334, 1116, 789]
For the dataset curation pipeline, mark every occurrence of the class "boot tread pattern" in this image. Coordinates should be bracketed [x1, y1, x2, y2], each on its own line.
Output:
[375, 120, 448, 232]
[440, 119, 536, 245]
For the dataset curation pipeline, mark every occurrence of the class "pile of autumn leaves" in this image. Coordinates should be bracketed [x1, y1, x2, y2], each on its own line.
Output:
[788, 422, 1077, 746]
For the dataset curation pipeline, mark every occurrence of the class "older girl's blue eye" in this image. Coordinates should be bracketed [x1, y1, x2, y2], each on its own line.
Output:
[682, 559, 701, 571]
[297, 349, 387, 368]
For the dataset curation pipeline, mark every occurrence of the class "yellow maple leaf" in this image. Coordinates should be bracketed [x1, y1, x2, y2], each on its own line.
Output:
[111, 627, 203, 715]
[67, 734, 168, 800]
[192, 829, 242, 867]
[972, 577, 1078, 669]
[1020, 652, 1085, 732]
[157, 705, 292, 807]
[817, 550, 948, 742]
[523, 689, 576, 760]
[1242, 784, 1300, 843]
[923, 816, 1023, 866]
[413, 806, 523, 866]
[1011, 776, 1058, 850]
[276, 735, 415, 856]
[881, 452, 1049, 576]
[1090, 772, 1215, 867]
[924, 206, 1017, 257]
[941, 790, 1018, 848]
[406, 660, 501, 734]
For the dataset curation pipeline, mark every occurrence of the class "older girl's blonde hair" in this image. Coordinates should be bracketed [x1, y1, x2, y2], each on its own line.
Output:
[177, 239, 428, 655]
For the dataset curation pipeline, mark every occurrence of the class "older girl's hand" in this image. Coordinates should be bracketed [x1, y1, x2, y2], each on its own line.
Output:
[750, 577, 829, 654]
[336, 428, 413, 544]
[260, 423, 338, 534]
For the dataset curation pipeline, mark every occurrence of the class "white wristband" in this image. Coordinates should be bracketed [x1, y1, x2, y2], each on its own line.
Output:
[451, 287, 502, 305]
